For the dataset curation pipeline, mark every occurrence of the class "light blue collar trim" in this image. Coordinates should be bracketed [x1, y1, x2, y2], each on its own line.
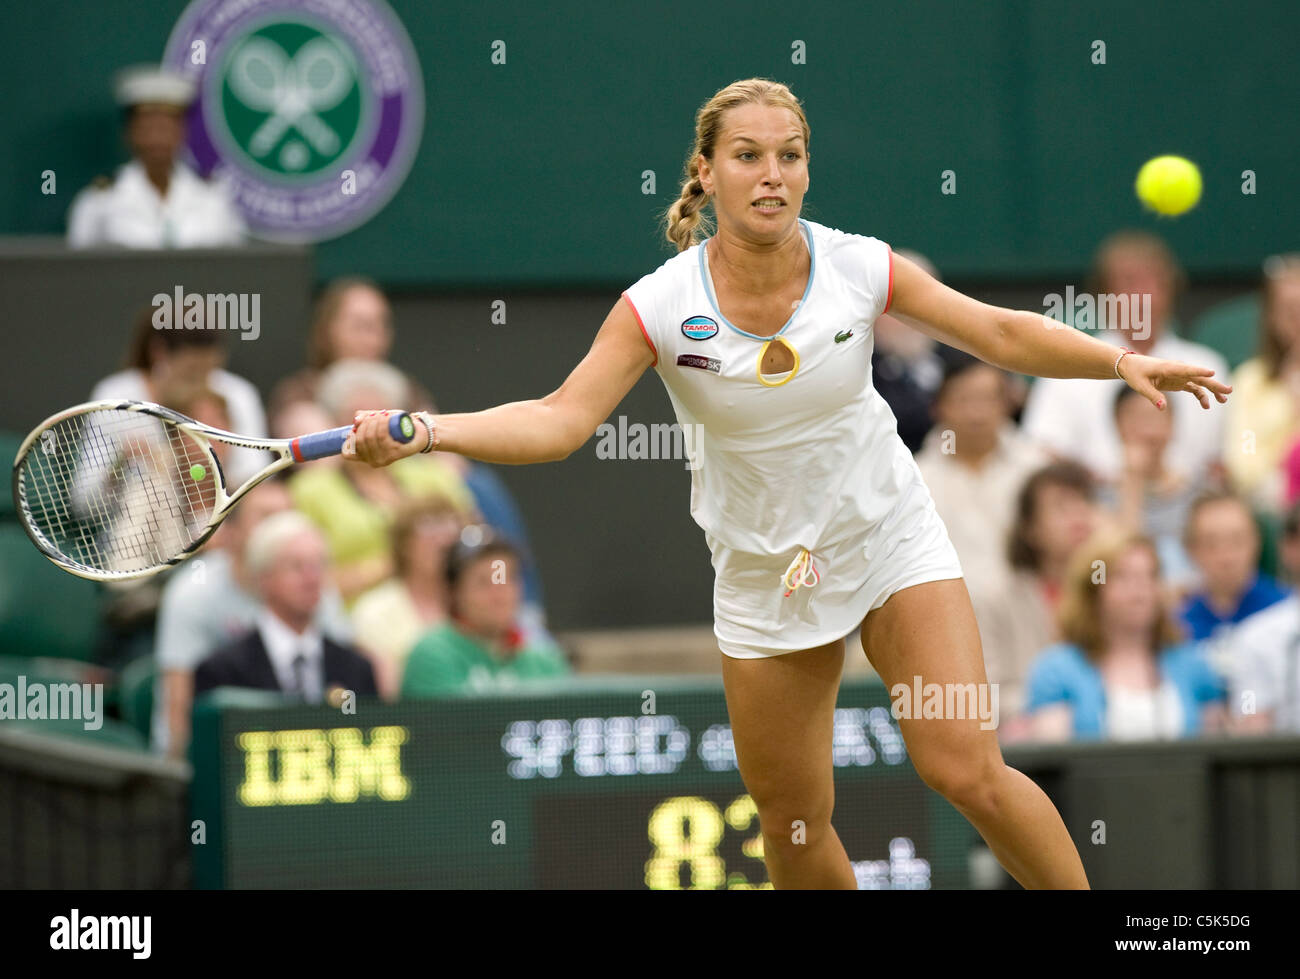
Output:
[697, 218, 815, 341]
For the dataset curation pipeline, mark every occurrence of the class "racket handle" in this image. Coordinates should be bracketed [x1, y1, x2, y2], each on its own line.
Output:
[290, 412, 416, 463]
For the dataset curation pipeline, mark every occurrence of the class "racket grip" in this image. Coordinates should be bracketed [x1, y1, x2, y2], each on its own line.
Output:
[290, 412, 416, 462]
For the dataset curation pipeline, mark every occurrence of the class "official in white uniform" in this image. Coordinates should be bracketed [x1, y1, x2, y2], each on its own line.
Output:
[67, 66, 246, 249]
[345, 79, 1233, 891]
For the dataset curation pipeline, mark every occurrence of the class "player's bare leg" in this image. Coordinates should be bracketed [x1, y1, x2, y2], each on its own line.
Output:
[859, 578, 1090, 889]
[721, 638, 858, 889]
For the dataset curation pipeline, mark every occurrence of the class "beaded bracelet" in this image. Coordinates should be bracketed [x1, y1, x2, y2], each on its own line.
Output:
[1114, 347, 1136, 379]
[413, 411, 439, 453]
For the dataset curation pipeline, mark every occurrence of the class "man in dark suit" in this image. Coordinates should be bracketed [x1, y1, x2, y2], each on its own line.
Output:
[194, 511, 376, 702]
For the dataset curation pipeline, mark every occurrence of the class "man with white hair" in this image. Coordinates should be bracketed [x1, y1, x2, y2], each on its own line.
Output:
[152, 479, 354, 756]
[194, 511, 377, 702]
[67, 65, 246, 248]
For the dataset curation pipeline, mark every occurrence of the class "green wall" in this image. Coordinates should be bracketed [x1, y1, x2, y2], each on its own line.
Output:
[1, 0, 1294, 286]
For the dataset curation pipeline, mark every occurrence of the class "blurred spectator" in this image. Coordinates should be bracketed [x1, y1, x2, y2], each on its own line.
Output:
[267, 280, 550, 617]
[94, 306, 270, 486]
[1095, 386, 1199, 589]
[915, 355, 1047, 716]
[351, 494, 464, 698]
[194, 511, 376, 702]
[1224, 254, 1300, 512]
[95, 386, 233, 670]
[1223, 502, 1300, 734]
[1022, 231, 1228, 484]
[270, 397, 334, 440]
[272, 395, 541, 606]
[269, 277, 435, 420]
[435, 451, 550, 623]
[990, 462, 1100, 727]
[67, 66, 245, 248]
[171, 387, 233, 515]
[269, 398, 342, 471]
[1022, 527, 1226, 741]
[402, 528, 569, 697]
[1177, 490, 1287, 642]
[870, 250, 966, 452]
[90, 384, 244, 670]
[272, 365, 546, 616]
[152, 478, 352, 756]
[288, 359, 474, 602]
[1283, 439, 1300, 510]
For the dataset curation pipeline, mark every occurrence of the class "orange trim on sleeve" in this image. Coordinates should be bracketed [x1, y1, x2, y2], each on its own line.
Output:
[621, 291, 658, 366]
[883, 245, 895, 314]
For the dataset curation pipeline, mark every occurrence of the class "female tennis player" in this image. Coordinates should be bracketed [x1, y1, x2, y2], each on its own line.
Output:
[346, 78, 1231, 889]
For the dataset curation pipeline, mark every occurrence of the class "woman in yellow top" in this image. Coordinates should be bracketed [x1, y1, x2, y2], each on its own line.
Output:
[290, 358, 475, 603]
[1224, 255, 1300, 512]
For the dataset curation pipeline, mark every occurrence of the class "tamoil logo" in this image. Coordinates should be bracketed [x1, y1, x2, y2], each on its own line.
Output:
[682, 315, 719, 340]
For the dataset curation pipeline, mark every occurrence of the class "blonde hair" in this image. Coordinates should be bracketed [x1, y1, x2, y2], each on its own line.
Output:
[662, 78, 810, 253]
[1057, 525, 1184, 658]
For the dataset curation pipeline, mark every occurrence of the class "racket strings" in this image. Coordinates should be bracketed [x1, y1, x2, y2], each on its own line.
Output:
[18, 408, 218, 574]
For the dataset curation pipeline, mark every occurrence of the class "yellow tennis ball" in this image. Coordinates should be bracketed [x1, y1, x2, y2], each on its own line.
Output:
[189, 463, 206, 481]
[1135, 155, 1202, 216]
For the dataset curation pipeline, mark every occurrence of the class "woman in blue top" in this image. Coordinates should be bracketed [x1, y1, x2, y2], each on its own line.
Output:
[1024, 526, 1228, 740]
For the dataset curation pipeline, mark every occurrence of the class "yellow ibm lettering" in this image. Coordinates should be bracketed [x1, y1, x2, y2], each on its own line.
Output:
[237, 732, 276, 806]
[329, 727, 410, 802]
[236, 726, 411, 806]
[277, 729, 333, 805]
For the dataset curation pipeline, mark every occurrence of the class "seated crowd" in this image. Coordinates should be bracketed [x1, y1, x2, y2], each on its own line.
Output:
[78, 278, 562, 758]
[59, 230, 1300, 757]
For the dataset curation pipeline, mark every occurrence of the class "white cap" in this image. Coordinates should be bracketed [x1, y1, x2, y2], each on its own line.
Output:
[113, 65, 196, 109]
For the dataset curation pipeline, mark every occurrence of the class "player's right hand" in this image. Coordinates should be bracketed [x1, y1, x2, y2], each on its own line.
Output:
[343, 409, 427, 467]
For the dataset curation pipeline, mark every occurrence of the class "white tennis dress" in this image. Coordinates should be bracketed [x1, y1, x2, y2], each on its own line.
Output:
[622, 217, 963, 658]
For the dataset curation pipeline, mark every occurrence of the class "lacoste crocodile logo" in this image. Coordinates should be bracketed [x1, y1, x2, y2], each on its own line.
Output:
[834, 330, 853, 343]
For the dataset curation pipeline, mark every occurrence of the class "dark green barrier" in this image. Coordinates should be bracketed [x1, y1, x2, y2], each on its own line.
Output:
[190, 678, 978, 888]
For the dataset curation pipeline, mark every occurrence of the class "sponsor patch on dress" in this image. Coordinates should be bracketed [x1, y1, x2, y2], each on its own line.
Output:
[681, 315, 719, 340]
[676, 354, 721, 374]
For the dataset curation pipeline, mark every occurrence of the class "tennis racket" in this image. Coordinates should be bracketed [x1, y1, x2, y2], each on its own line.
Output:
[12, 399, 416, 582]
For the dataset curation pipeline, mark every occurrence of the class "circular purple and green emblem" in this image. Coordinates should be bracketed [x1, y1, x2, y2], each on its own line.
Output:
[164, 0, 423, 242]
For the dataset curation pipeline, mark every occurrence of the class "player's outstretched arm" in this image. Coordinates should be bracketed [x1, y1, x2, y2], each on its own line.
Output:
[888, 254, 1232, 411]
[346, 296, 655, 466]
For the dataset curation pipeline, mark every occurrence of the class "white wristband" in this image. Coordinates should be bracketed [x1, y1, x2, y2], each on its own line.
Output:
[414, 411, 438, 453]
[1114, 348, 1135, 379]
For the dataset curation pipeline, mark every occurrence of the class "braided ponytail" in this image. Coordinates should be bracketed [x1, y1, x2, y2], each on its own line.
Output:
[665, 174, 712, 253]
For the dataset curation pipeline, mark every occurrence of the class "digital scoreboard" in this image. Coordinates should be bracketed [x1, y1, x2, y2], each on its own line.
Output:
[190, 677, 980, 888]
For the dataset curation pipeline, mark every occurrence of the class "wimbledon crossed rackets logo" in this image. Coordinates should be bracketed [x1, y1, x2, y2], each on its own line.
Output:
[222, 27, 361, 175]
[164, 0, 423, 242]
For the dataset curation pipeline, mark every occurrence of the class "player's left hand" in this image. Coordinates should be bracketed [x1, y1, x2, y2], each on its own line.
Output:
[1118, 354, 1232, 411]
